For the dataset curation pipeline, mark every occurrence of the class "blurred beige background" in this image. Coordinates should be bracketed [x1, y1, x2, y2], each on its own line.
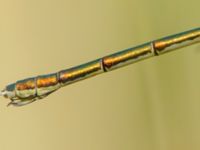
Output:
[0, 0, 200, 150]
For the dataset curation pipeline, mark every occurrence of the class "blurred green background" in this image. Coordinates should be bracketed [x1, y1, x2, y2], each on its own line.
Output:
[0, 0, 200, 150]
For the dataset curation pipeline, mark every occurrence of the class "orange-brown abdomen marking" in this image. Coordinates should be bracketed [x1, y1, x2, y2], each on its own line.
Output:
[36, 73, 60, 97]
[154, 29, 200, 54]
[102, 43, 153, 71]
[37, 75, 58, 88]
[15, 78, 37, 99]
[16, 79, 35, 91]
[59, 59, 103, 86]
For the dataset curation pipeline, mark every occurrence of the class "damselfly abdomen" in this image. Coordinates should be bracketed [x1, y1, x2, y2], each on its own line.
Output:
[1, 28, 200, 106]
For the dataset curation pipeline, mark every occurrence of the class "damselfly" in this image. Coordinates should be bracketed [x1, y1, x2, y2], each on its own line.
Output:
[1, 28, 200, 106]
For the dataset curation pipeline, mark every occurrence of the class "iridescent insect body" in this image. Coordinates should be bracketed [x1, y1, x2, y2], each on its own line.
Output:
[1, 28, 200, 106]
